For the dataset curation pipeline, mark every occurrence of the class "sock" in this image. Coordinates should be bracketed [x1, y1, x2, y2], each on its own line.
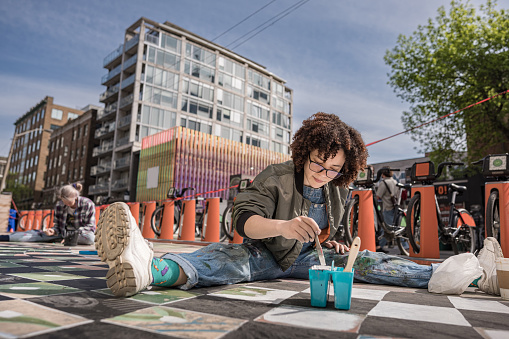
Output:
[150, 258, 180, 287]
[469, 276, 481, 288]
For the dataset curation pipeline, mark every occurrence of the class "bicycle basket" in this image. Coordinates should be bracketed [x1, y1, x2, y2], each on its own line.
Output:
[483, 154, 509, 177]
[410, 161, 435, 182]
[354, 167, 373, 185]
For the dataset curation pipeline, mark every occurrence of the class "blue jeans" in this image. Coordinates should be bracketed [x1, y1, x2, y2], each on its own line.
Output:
[161, 241, 432, 290]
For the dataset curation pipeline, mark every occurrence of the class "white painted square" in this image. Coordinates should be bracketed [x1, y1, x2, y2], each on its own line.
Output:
[448, 296, 509, 314]
[367, 301, 471, 327]
[476, 328, 509, 339]
[352, 288, 389, 301]
[256, 305, 364, 332]
[209, 286, 298, 304]
[0, 310, 23, 318]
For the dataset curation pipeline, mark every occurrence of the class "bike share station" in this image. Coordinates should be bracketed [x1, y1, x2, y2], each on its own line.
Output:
[482, 154, 509, 257]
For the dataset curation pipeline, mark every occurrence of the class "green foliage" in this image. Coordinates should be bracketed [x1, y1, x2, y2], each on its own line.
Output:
[3, 172, 32, 205]
[384, 0, 509, 164]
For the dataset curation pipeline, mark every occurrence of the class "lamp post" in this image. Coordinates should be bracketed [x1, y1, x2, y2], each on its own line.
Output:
[1, 128, 53, 193]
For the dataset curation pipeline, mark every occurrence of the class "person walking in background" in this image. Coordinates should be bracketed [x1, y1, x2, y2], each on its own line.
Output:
[0, 183, 95, 246]
[375, 167, 398, 253]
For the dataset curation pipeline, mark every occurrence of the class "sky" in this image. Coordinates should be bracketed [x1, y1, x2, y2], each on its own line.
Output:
[1, 0, 507, 164]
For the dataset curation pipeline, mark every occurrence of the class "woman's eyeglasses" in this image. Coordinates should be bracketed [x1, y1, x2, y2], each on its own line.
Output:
[308, 154, 343, 179]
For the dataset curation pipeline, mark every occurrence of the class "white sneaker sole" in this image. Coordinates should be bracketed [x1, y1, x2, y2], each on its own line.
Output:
[95, 203, 138, 297]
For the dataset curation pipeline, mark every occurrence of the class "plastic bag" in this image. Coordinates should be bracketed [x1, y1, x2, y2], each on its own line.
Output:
[428, 253, 483, 295]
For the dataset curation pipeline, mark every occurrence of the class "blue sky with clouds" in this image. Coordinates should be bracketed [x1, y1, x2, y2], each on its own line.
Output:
[1, 0, 506, 164]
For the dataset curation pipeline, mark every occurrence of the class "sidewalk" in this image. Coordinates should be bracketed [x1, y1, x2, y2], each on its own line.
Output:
[0, 240, 508, 338]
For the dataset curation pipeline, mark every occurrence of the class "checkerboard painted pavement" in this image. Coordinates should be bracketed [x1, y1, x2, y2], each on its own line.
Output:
[1, 241, 509, 338]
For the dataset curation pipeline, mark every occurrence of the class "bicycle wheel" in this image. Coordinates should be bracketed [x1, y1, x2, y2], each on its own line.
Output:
[394, 212, 409, 256]
[150, 206, 164, 237]
[221, 204, 235, 241]
[451, 209, 476, 254]
[18, 214, 28, 231]
[343, 195, 359, 246]
[486, 190, 500, 241]
[405, 193, 421, 253]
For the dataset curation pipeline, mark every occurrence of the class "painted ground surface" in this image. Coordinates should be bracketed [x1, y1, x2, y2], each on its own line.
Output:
[0, 241, 508, 339]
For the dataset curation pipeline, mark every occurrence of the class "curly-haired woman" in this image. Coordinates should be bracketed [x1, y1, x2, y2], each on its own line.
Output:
[95, 112, 502, 298]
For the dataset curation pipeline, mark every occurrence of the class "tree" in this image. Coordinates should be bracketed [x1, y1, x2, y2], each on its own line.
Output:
[3, 172, 32, 207]
[384, 0, 509, 164]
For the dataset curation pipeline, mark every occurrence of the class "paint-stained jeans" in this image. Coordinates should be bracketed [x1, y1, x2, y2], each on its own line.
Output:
[161, 240, 433, 290]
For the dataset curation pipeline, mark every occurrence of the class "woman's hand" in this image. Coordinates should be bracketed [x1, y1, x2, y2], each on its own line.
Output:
[324, 240, 349, 254]
[277, 216, 321, 243]
[44, 229, 55, 236]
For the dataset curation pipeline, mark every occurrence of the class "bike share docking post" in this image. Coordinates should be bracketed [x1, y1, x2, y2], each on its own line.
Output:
[159, 201, 175, 240]
[485, 182, 509, 257]
[128, 202, 140, 228]
[352, 190, 376, 251]
[178, 199, 196, 241]
[201, 197, 221, 242]
[409, 185, 440, 259]
[142, 201, 156, 239]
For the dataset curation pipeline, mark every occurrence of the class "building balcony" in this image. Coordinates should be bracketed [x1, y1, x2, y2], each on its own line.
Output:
[95, 122, 116, 139]
[145, 32, 159, 45]
[123, 54, 137, 72]
[125, 35, 139, 53]
[89, 183, 109, 194]
[97, 102, 117, 121]
[119, 93, 134, 109]
[90, 164, 111, 176]
[116, 135, 130, 147]
[92, 142, 114, 157]
[99, 84, 119, 103]
[103, 44, 123, 68]
[117, 115, 132, 129]
[101, 64, 122, 86]
[111, 178, 129, 191]
[121, 74, 136, 90]
[115, 156, 131, 169]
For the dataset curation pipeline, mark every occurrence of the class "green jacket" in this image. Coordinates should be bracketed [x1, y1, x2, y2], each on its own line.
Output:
[233, 160, 348, 271]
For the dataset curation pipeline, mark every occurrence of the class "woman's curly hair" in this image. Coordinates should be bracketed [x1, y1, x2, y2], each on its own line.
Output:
[290, 112, 368, 187]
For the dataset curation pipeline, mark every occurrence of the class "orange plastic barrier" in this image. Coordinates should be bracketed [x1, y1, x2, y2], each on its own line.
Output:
[230, 230, 243, 244]
[486, 183, 509, 257]
[129, 202, 140, 227]
[201, 198, 220, 242]
[26, 210, 35, 231]
[33, 210, 43, 230]
[142, 202, 156, 239]
[178, 200, 196, 241]
[408, 185, 440, 259]
[95, 206, 101, 226]
[159, 201, 175, 240]
[352, 190, 376, 252]
[18, 210, 28, 230]
[42, 209, 53, 229]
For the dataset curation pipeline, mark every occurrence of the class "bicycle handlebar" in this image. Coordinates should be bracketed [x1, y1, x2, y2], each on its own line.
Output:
[436, 162, 463, 179]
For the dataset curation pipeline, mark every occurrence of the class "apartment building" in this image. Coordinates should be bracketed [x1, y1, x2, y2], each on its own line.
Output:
[93, 17, 293, 202]
[6, 96, 84, 210]
[42, 105, 100, 207]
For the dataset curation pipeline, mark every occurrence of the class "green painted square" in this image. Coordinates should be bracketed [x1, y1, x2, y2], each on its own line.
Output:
[0, 281, 81, 297]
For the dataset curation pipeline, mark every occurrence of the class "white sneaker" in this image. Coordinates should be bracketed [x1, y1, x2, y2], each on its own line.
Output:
[95, 202, 153, 297]
[477, 237, 504, 295]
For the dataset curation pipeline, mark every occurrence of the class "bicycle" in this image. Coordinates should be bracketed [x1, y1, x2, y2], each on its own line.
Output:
[473, 153, 509, 244]
[221, 178, 251, 241]
[405, 161, 476, 255]
[343, 167, 410, 255]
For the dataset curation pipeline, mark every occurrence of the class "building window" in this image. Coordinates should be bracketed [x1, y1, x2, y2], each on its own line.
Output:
[64, 146, 68, 157]
[62, 163, 66, 175]
[72, 130, 77, 140]
[82, 145, 86, 157]
[51, 108, 63, 120]
[80, 166, 84, 179]
[84, 125, 88, 136]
